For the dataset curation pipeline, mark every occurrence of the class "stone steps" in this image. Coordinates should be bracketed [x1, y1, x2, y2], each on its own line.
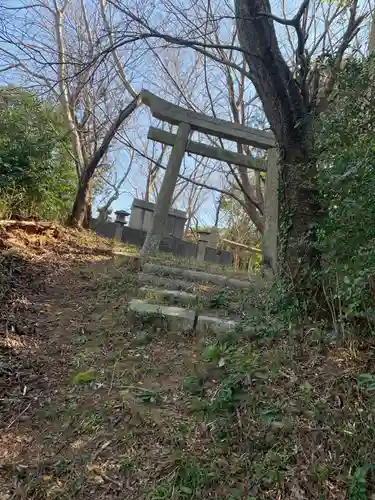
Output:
[129, 263, 267, 337]
[152, 261, 252, 280]
[138, 285, 261, 318]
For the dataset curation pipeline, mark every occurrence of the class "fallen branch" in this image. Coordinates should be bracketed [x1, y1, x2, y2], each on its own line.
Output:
[6, 403, 31, 429]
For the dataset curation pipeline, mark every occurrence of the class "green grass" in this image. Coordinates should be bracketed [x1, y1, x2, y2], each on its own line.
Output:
[134, 387, 160, 404]
[118, 456, 136, 473]
[147, 455, 219, 499]
[22, 321, 375, 499]
[348, 464, 375, 500]
[182, 374, 205, 395]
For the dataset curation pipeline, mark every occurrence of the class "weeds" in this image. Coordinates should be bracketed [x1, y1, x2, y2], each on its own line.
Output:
[348, 464, 375, 500]
[72, 370, 96, 385]
[118, 456, 135, 473]
[252, 447, 291, 487]
[134, 388, 160, 404]
[259, 407, 283, 426]
[209, 373, 245, 414]
[357, 373, 375, 391]
[147, 455, 217, 499]
[3, 225, 375, 500]
[79, 409, 105, 432]
[312, 463, 331, 483]
[202, 339, 235, 363]
[183, 374, 205, 395]
[209, 290, 231, 309]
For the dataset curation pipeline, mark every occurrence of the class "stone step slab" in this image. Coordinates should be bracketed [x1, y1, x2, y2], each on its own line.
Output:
[142, 263, 262, 290]
[196, 314, 238, 334]
[128, 299, 239, 334]
[138, 286, 250, 321]
[139, 286, 198, 306]
[128, 299, 195, 332]
[137, 273, 205, 293]
[156, 261, 254, 280]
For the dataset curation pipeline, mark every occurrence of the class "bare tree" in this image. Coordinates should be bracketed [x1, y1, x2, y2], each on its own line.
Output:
[202, 53, 266, 234]
[133, 35, 265, 233]
[1, 0, 139, 227]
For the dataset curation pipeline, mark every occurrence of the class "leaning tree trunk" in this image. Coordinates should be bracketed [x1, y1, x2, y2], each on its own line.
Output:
[68, 174, 93, 229]
[68, 96, 140, 229]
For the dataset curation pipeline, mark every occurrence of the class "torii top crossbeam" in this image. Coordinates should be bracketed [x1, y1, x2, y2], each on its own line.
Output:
[139, 90, 275, 150]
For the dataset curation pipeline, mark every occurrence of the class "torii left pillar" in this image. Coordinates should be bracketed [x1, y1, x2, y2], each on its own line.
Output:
[140, 122, 191, 258]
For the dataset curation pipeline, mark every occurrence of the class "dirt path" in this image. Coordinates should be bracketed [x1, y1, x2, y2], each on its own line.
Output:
[0, 253, 230, 499]
[0, 227, 225, 499]
[1, 223, 375, 500]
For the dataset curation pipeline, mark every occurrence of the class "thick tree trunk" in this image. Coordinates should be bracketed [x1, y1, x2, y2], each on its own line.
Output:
[234, 0, 322, 300]
[234, 0, 362, 310]
[278, 143, 322, 305]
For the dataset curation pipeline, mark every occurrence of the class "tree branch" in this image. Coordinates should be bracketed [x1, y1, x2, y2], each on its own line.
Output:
[99, 0, 137, 98]
[121, 139, 249, 211]
[316, 0, 365, 114]
[82, 94, 140, 184]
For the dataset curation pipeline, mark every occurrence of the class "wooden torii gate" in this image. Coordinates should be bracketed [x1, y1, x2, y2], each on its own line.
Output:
[136, 90, 278, 273]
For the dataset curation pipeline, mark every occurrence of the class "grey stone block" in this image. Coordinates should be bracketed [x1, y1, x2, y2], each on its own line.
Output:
[139, 287, 197, 305]
[128, 299, 195, 331]
[226, 278, 253, 290]
[196, 314, 237, 334]
[143, 264, 252, 289]
[137, 273, 201, 292]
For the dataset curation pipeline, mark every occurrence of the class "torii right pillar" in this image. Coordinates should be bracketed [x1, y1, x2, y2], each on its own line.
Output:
[262, 148, 278, 279]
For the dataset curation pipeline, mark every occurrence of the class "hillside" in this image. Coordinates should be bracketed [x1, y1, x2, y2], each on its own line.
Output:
[0, 221, 374, 499]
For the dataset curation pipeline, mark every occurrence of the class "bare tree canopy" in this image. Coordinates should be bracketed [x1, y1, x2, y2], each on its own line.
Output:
[0, 0, 140, 227]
